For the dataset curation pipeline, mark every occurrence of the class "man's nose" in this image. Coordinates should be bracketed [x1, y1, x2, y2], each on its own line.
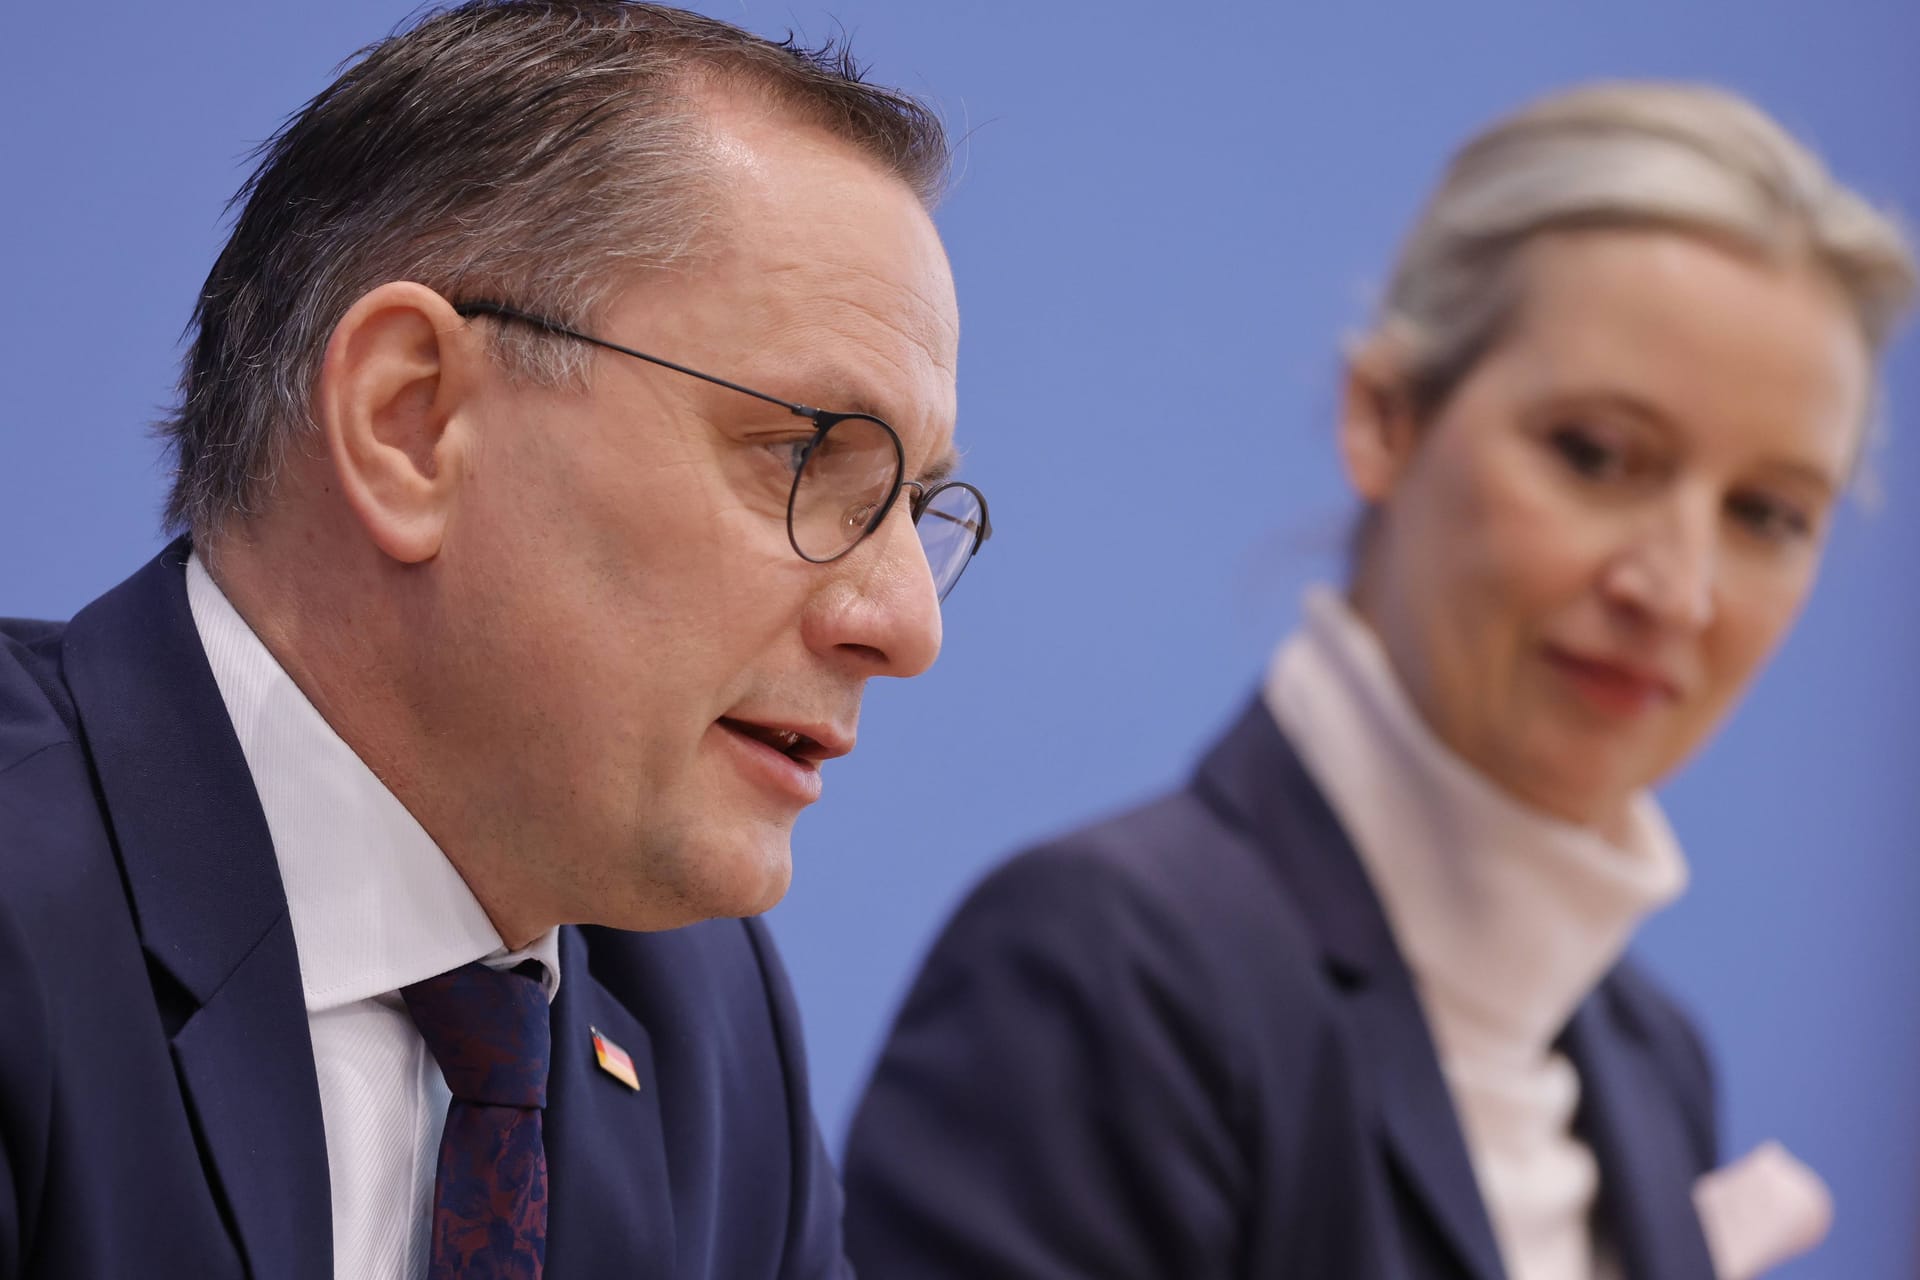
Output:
[1600, 496, 1720, 634]
[805, 504, 944, 679]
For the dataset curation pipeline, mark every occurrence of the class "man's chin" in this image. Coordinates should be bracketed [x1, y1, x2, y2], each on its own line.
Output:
[575, 814, 797, 930]
[728, 842, 795, 918]
[661, 839, 794, 928]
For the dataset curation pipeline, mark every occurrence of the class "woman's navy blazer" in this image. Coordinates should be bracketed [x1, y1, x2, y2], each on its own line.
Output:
[844, 699, 1721, 1279]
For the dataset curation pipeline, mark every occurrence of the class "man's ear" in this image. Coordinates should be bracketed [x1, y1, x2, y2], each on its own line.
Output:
[314, 282, 481, 564]
[1337, 338, 1420, 506]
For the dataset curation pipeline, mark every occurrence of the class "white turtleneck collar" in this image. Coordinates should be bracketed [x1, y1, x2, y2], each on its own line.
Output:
[1266, 587, 1683, 1280]
[1263, 587, 1830, 1280]
[1265, 587, 1687, 1058]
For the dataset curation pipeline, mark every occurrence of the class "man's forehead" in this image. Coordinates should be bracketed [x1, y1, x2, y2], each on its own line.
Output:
[670, 89, 963, 475]
[727, 210, 958, 359]
[700, 99, 951, 276]
[687, 87, 956, 307]
[693, 83, 890, 182]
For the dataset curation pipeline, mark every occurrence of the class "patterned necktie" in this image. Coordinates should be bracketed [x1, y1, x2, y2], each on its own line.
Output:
[402, 960, 552, 1280]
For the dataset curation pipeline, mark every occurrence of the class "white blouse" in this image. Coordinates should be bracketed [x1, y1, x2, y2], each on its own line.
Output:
[1264, 587, 1828, 1280]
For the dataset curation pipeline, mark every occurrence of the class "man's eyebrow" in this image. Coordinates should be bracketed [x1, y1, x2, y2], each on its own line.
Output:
[779, 366, 957, 483]
[914, 449, 959, 487]
[784, 369, 892, 423]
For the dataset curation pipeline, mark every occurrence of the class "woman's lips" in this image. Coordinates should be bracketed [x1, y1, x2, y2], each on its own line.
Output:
[1543, 644, 1681, 718]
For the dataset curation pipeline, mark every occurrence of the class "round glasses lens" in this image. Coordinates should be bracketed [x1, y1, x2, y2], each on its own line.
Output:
[916, 483, 985, 601]
[789, 416, 903, 561]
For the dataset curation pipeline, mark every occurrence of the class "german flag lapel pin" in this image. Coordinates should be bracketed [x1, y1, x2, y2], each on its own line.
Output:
[590, 1026, 641, 1091]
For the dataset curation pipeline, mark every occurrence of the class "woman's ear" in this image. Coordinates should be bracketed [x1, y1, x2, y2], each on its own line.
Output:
[1338, 338, 1421, 505]
[313, 282, 481, 564]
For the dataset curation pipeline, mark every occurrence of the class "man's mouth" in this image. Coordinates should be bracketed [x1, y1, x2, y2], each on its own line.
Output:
[716, 717, 845, 766]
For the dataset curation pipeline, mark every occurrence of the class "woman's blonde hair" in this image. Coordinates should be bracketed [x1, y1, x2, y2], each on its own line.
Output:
[1367, 81, 1916, 422]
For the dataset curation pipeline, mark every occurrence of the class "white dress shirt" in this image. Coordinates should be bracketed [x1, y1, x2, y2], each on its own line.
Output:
[187, 553, 562, 1280]
[1265, 587, 1828, 1280]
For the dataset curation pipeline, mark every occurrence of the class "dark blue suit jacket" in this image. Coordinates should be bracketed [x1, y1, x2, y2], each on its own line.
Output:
[0, 542, 850, 1279]
[844, 699, 1721, 1279]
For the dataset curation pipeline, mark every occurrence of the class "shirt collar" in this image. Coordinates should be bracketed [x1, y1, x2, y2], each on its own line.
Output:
[186, 552, 561, 1012]
[1264, 586, 1686, 1053]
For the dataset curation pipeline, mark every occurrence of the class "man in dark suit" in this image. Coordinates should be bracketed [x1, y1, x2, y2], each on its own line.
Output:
[0, 3, 987, 1276]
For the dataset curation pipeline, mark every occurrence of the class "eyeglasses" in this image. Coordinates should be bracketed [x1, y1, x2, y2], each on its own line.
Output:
[453, 300, 991, 602]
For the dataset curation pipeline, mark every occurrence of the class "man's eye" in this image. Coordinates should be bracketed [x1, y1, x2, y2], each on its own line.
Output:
[763, 438, 812, 476]
[1728, 491, 1813, 543]
[1548, 425, 1626, 480]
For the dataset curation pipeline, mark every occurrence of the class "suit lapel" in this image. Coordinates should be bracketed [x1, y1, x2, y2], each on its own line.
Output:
[543, 927, 678, 1274]
[1346, 974, 1509, 1280]
[62, 540, 332, 1280]
[1562, 995, 1717, 1280]
[1193, 699, 1507, 1280]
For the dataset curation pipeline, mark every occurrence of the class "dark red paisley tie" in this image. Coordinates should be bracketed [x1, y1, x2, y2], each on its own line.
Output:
[403, 960, 551, 1280]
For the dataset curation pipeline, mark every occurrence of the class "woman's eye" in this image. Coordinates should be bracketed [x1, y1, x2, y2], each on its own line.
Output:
[1548, 425, 1626, 480]
[1727, 491, 1813, 543]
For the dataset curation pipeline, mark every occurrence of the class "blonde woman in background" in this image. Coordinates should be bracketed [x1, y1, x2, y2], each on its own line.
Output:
[843, 83, 1915, 1280]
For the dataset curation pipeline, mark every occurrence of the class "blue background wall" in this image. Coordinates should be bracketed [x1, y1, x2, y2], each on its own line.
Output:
[4, 3, 1915, 1274]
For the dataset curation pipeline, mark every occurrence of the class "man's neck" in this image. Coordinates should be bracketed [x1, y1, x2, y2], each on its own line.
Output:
[201, 533, 563, 951]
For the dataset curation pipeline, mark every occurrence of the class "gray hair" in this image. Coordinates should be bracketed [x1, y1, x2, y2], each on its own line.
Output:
[1366, 81, 1916, 423]
[159, 0, 949, 537]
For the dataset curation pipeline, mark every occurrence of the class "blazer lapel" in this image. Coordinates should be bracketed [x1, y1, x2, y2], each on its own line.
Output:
[543, 927, 678, 1274]
[62, 540, 332, 1280]
[1562, 995, 1717, 1280]
[1193, 698, 1507, 1280]
[1346, 973, 1510, 1280]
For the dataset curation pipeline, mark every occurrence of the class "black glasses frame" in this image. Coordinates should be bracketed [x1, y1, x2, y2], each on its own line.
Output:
[453, 300, 990, 586]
